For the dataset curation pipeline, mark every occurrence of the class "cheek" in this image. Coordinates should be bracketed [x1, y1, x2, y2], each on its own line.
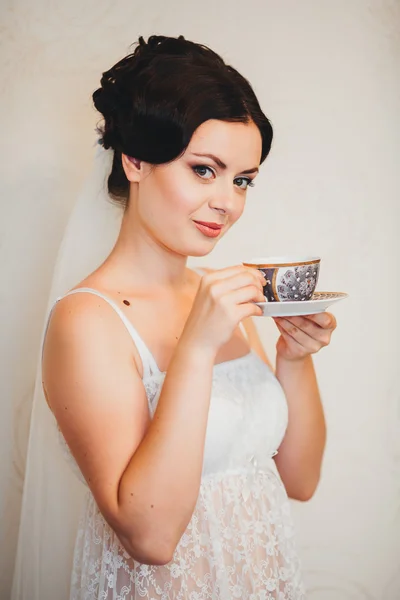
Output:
[230, 198, 246, 225]
[139, 170, 199, 228]
[153, 169, 201, 216]
[166, 185, 198, 215]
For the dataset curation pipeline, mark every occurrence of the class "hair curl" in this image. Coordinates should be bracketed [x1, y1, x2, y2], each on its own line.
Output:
[93, 34, 273, 206]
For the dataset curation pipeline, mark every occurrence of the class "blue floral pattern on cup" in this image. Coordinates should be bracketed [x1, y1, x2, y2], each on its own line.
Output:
[260, 264, 320, 302]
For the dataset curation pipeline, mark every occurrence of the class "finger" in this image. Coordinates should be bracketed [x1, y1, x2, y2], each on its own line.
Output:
[205, 265, 266, 284]
[275, 323, 306, 354]
[226, 284, 266, 306]
[275, 318, 323, 352]
[275, 316, 332, 345]
[239, 301, 264, 320]
[303, 312, 337, 330]
[210, 270, 265, 296]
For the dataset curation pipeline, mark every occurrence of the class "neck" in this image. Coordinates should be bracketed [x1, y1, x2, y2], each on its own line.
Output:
[100, 205, 192, 292]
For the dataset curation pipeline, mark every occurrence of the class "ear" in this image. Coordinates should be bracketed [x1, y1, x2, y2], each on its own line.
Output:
[121, 153, 142, 183]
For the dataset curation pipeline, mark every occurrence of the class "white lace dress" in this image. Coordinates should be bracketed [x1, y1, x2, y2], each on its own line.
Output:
[50, 287, 306, 600]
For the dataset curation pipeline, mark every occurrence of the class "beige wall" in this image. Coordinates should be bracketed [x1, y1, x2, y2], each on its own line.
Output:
[1, 0, 399, 597]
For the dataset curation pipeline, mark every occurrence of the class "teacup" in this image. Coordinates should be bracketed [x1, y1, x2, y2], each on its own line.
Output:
[242, 256, 321, 302]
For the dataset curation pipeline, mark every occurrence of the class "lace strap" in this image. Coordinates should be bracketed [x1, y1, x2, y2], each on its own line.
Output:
[45, 288, 160, 379]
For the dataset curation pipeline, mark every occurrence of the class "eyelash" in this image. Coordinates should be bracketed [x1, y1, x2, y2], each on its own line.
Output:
[192, 165, 255, 190]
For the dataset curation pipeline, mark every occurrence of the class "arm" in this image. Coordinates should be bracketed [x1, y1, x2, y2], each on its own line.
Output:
[201, 267, 328, 501]
[274, 354, 326, 501]
[43, 293, 216, 566]
[241, 316, 328, 502]
[42, 265, 264, 566]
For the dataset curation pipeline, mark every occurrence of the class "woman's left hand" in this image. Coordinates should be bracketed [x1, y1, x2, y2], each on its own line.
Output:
[273, 312, 337, 362]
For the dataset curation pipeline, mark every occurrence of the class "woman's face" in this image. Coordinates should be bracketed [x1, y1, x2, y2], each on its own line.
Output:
[130, 118, 262, 257]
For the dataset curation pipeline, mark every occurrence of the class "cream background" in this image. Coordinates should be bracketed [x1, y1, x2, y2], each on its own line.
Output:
[1, 0, 399, 598]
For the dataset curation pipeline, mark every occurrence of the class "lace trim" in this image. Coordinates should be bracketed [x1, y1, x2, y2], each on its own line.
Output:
[71, 470, 305, 599]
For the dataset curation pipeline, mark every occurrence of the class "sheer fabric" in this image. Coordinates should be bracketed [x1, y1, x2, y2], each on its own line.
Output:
[50, 287, 306, 599]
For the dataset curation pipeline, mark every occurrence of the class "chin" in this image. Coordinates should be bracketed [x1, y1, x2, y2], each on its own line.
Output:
[167, 237, 220, 258]
[188, 237, 222, 257]
[188, 247, 216, 257]
[163, 227, 226, 258]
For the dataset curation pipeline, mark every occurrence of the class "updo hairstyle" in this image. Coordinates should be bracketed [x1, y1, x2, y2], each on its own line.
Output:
[93, 34, 273, 206]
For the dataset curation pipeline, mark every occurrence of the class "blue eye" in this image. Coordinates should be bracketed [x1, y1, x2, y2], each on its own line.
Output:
[192, 165, 255, 190]
[235, 177, 255, 190]
[193, 165, 215, 179]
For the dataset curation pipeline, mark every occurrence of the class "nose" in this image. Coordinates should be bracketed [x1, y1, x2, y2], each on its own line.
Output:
[208, 185, 237, 217]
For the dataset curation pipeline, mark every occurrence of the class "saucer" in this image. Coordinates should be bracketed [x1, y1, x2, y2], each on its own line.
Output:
[256, 292, 348, 317]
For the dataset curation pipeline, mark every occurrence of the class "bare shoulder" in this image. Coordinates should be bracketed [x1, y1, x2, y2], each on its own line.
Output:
[43, 291, 137, 381]
[46, 289, 130, 336]
[42, 291, 150, 535]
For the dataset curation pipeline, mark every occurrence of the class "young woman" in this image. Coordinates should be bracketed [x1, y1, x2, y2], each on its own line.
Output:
[38, 35, 334, 599]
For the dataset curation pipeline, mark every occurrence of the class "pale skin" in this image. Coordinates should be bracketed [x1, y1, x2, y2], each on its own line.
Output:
[42, 118, 335, 566]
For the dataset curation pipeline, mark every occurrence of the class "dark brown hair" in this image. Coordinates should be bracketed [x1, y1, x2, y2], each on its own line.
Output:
[93, 34, 273, 206]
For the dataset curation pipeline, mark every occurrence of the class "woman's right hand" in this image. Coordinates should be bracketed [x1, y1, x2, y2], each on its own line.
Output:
[180, 265, 266, 353]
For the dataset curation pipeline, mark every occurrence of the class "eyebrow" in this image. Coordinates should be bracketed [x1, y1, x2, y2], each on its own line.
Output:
[191, 152, 259, 175]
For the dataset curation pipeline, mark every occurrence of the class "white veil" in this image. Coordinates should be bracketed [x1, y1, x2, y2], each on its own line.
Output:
[11, 143, 123, 600]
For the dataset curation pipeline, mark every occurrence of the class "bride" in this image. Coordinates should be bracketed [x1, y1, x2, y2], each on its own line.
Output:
[12, 34, 335, 599]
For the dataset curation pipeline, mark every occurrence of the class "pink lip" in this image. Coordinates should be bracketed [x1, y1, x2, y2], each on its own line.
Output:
[193, 220, 223, 230]
[193, 221, 223, 238]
